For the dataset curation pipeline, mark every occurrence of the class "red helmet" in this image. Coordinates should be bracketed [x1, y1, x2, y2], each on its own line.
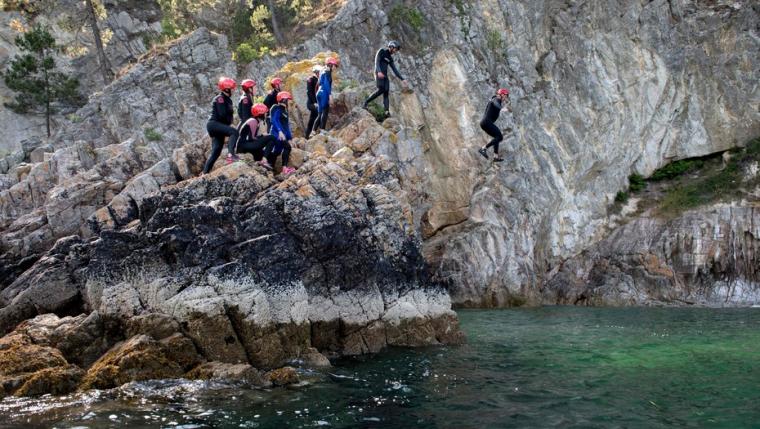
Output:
[218, 77, 236, 91]
[276, 91, 293, 103]
[271, 77, 283, 88]
[326, 57, 339, 67]
[497, 88, 510, 96]
[251, 103, 268, 117]
[241, 79, 256, 91]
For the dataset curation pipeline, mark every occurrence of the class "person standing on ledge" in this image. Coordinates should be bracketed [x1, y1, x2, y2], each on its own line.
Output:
[304, 66, 321, 139]
[263, 77, 283, 132]
[313, 57, 339, 135]
[363, 41, 408, 118]
[478, 88, 511, 163]
[237, 79, 256, 124]
[269, 91, 296, 175]
[202, 77, 239, 174]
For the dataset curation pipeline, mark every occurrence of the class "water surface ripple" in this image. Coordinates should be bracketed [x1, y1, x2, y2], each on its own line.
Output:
[2, 307, 759, 428]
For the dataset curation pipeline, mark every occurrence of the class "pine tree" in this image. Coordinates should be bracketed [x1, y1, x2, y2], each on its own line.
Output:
[3, 24, 83, 137]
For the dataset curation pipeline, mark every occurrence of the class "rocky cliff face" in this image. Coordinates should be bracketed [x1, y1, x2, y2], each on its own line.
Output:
[0, 22, 462, 396]
[248, 0, 759, 306]
[0, 0, 161, 156]
[545, 204, 760, 306]
[0, 27, 233, 286]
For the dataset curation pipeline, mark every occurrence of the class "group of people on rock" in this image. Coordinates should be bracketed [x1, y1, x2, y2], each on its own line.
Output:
[202, 40, 512, 175]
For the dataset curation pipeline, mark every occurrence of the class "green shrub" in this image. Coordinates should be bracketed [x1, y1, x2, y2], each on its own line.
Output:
[390, 5, 424, 31]
[628, 174, 646, 193]
[144, 127, 162, 142]
[615, 191, 629, 204]
[650, 159, 703, 181]
[486, 29, 504, 53]
[234, 42, 259, 63]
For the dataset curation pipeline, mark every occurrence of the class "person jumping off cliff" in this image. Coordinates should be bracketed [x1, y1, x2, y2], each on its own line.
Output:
[235, 103, 276, 171]
[202, 77, 240, 174]
[313, 57, 339, 135]
[238, 79, 257, 124]
[478, 88, 511, 163]
[304, 66, 321, 139]
[363, 41, 408, 118]
[263, 77, 283, 132]
[269, 91, 295, 175]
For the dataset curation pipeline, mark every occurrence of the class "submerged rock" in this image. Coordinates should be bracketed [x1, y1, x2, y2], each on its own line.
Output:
[266, 366, 299, 387]
[186, 362, 269, 388]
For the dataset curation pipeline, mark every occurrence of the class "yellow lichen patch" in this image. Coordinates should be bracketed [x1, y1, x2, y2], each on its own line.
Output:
[267, 52, 340, 95]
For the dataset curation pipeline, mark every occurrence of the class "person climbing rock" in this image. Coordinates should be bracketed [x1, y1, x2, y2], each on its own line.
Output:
[313, 57, 339, 135]
[238, 79, 257, 124]
[202, 77, 240, 174]
[478, 88, 511, 163]
[304, 66, 321, 139]
[269, 91, 296, 175]
[235, 103, 276, 170]
[363, 41, 408, 118]
[263, 77, 283, 132]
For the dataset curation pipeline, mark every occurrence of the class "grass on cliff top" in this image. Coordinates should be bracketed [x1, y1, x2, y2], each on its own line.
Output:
[658, 137, 760, 216]
[618, 137, 760, 218]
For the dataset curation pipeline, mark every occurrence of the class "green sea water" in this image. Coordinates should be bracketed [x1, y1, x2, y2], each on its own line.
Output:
[2, 307, 759, 428]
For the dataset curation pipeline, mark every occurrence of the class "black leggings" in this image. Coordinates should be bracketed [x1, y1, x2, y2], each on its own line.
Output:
[305, 104, 318, 139]
[203, 121, 239, 173]
[313, 104, 330, 133]
[267, 140, 292, 167]
[480, 121, 503, 154]
[365, 78, 390, 111]
[237, 135, 276, 161]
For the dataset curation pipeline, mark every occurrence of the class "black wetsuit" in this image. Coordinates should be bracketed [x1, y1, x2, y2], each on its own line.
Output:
[305, 74, 318, 139]
[238, 93, 253, 124]
[364, 48, 404, 112]
[480, 96, 504, 154]
[263, 89, 279, 132]
[236, 117, 276, 161]
[203, 92, 239, 173]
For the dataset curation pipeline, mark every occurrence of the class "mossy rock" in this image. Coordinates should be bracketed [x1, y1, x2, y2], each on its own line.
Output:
[0, 344, 67, 376]
[15, 365, 84, 397]
[80, 335, 184, 390]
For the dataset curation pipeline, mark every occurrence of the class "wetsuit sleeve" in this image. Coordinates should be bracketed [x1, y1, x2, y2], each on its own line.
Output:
[271, 108, 284, 136]
[212, 96, 225, 120]
[222, 99, 234, 125]
[318, 72, 331, 95]
[374, 49, 382, 73]
[388, 57, 404, 80]
[307, 77, 316, 104]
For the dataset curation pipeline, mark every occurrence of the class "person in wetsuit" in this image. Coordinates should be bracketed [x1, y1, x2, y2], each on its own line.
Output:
[263, 77, 283, 132]
[304, 66, 321, 139]
[202, 77, 239, 174]
[235, 103, 276, 170]
[238, 79, 256, 124]
[313, 57, 339, 135]
[269, 91, 296, 175]
[478, 88, 511, 162]
[363, 41, 408, 118]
